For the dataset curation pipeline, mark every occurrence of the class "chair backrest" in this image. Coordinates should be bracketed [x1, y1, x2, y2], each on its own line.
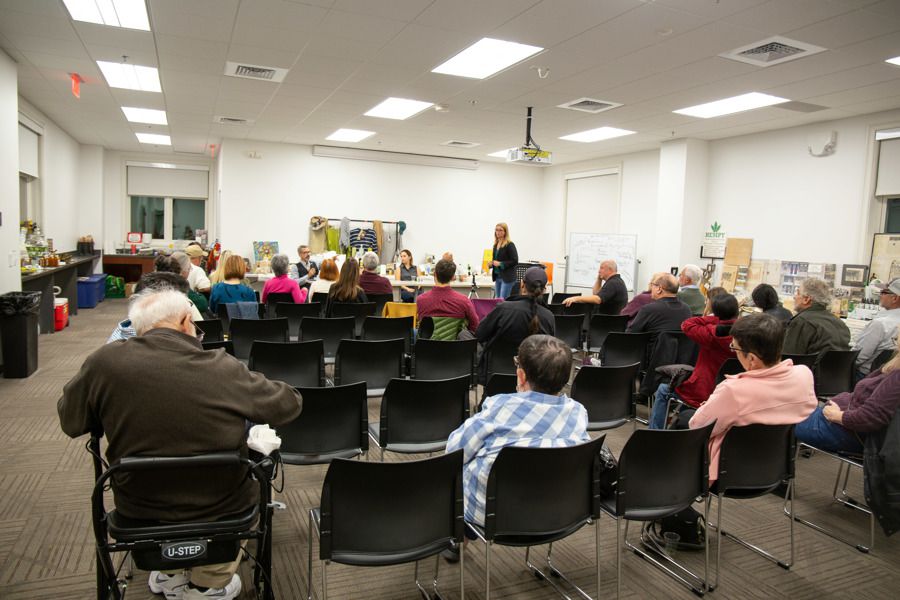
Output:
[418, 316, 435, 339]
[330, 302, 377, 337]
[484, 436, 607, 539]
[216, 303, 231, 335]
[872, 347, 895, 373]
[553, 314, 583, 350]
[639, 330, 699, 396]
[334, 338, 405, 391]
[547, 303, 565, 315]
[570, 362, 641, 427]
[228, 317, 289, 360]
[552, 292, 580, 304]
[276, 302, 322, 339]
[367, 293, 394, 316]
[202, 340, 234, 356]
[815, 349, 860, 397]
[248, 340, 325, 387]
[299, 317, 354, 360]
[195, 319, 223, 343]
[363, 316, 413, 354]
[588, 314, 630, 350]
[783, 353, 817, 371]
[483, 373, 518, 400]
[265, 292, 295, 318]
[485, 338, 520, 376]
[601, 332, 651, 368]
[377, 375, 471, 447]
[311, 291, 329, 307]
[714, 357, 745, 384]
[716, 424, 796, 494]
[319, 451, 464, 563]
[413, 338, 477, 383]
[277, 382, 368, 464]
[614, 422, 715, 519]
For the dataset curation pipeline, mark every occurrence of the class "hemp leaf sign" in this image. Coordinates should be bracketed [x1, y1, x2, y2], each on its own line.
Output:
[711, 222, 721, 233]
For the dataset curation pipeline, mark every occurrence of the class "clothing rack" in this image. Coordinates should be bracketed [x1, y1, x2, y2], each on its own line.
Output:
[327, 217, 400, 225]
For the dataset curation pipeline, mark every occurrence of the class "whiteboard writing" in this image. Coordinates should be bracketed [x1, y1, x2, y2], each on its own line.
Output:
[566, 232, 637, 291]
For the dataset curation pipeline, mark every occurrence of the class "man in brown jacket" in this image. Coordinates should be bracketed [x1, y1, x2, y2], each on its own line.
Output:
[58, 289, 302, 600]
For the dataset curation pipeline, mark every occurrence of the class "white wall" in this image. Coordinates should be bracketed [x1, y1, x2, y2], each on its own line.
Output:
[218, 139, 548, 271]
[0, 51, 18, 293]
[77, 145, 104, 249]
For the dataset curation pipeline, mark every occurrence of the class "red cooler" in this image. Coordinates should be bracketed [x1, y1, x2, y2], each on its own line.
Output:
[54, 298, 69, 331]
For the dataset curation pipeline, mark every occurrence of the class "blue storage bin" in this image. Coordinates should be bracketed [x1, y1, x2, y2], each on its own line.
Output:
[77, 274, 108, 308]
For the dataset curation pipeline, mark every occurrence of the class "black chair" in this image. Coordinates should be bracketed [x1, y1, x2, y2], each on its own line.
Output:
[547, 303, 565, 315]
[707, 424, 797, 590]
[815, 349, 860, 399]
[334, 338, 404, 396]
[552, 292, 580, 304]
[277, 382, 368, 464]
[553, 314, 584, 353]
[782, 353, 817, 371]
[417, 316, 435, 339]
[330, 302, 377, 337]
[89, 436, 274, 600]
[466, 436, 607, 600]
[477, 373, 518, 412]
[202, 340, 234, 356]
[563, 302, 593, 337]
[299, 317, 355, 365]
[601, 332, 651, 368]
[248, 340, 325, 387]
[570, 362, 641, 430]
[587, 314, 630, 353]
[311, 291, 329, 308]
[413, 338, 477, 384]
[276, 302, 323, 340]
[362, 315, 414, 355]
[307, 451, 465, 600]
[484, 338, 519, 379]
[871, 347, 895, 372]
[195, 319, 223, 343]
[228, 317, 288, 361]
[264, 292, 295, 318]
[714, 357, 745, 384]
[369, 375, 471, 459]
[216, 303, 232, 336]
[367, 292, 394, 316]
[598, 422, 715, 597]
[639, 330, 699, 398]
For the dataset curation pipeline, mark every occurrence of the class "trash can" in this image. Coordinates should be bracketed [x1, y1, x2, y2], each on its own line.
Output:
[0, 291, 42, 378]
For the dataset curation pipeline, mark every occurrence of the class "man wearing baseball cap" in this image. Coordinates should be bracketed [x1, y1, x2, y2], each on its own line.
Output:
[184, 244, 211, 293]
[854, 277, 900, 379]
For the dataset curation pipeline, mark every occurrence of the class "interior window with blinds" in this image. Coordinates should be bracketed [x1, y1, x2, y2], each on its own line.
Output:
[126, 165, 209, 241]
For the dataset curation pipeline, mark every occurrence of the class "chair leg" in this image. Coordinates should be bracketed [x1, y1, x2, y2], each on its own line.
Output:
[322, 560, 328, 600]
[628, 517, 707, 595]
[459, 538, 465, 600]
[307, 510, 318, 600]
[616, 519, 622, 600]
[485, 541, 491, 600]
[539, 542, 594, 600]
[595, 518, 601, 600]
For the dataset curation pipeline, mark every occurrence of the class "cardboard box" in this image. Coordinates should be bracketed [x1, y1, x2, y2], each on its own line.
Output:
[125, 282, 137, 297]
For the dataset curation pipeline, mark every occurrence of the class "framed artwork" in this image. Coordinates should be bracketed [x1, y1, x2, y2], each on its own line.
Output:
[841, 264, 869, 287]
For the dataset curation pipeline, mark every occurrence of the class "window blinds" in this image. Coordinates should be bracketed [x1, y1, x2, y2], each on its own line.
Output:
[126, 165, 209, 199]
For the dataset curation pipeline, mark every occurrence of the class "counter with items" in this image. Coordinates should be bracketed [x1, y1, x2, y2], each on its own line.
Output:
[21, 252, 101, 333]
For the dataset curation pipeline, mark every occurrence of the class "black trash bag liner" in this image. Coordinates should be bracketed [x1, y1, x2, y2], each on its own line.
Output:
[0, 291, 42, 316]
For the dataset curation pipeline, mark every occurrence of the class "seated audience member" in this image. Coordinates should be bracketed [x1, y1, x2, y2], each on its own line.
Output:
[649, 293, 739, 429]
[108, 272, 203, 342]
[627, 273, 692, 346]
[59, 289, 302, 600]
[325, 258, 368, 316]
[209, 250, 232, 285]
[677, 264, 705, 316]
[289, 244, 317, 285]
[620, 275, 659, 324]
[358, 251, 393, 296]
[446, 335, 589, 530]
[795, 336, 900, 453]
[308, 257, 338, 300]
[689, 313, 817, 482]
[701, 286, 727, 316]
[208, 254, 256, 314]
[751, 283, 792, 322]
[782, 278, 850, 356]
[261, 254, 308, 305]
[184, 245, 211, 293]
[476, 266, 553, 355]
[165, 252, 210, 315]
[853, 278, 900, 378]
[396, 249, 419, 303]
[417, 259, 480, 334]
[562, 260, 628, 315]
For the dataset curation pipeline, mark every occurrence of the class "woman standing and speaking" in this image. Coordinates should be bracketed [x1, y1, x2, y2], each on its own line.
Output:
[491, 222, 518, 299]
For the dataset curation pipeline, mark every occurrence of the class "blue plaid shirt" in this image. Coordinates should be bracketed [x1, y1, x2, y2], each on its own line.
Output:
[446, 390, 589, 526]
[107, 319, 135, 343]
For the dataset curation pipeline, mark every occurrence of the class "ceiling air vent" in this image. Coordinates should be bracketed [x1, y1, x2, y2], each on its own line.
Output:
[441, 140, 481, 148]
[557, 97, 622, 114]
[224, 61, 288, 82]
[214, 115, 253, 125]
[720, 37, 826, 67]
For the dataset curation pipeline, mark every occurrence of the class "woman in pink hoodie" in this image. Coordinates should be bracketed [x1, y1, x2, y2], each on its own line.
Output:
[689, 313, 818, 482]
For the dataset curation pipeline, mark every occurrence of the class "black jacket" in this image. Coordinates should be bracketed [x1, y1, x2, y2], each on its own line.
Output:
[476, 295, 554, 355]
[492, 242, 518, 283]
[864, 407, 900, 536]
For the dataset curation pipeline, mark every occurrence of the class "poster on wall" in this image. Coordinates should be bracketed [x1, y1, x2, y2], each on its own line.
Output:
[700, 221, 726, 259]
[870, 233, 900, 284]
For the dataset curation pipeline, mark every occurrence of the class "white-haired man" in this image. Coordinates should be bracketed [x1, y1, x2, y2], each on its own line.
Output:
[783, 277, 850, 356]
[677, 264, 705, 315]
[58, 290, 302, 600]
[562, 259, 628, 315]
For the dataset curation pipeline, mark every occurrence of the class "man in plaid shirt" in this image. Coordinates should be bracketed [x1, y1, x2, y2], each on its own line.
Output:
[446, 334, 589, 528]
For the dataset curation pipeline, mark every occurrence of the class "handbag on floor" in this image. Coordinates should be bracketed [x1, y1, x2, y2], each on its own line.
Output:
[643, 507, 706, 551]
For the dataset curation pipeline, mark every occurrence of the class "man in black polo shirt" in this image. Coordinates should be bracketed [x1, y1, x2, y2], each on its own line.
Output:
[627, 272, 692, 345]
[562, 259, 628, 314]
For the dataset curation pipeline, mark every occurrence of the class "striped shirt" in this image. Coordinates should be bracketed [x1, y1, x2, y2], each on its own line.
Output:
[446, 390, 589, 525]
[348, 228, 378, 253]
[107, 319, 136, 343]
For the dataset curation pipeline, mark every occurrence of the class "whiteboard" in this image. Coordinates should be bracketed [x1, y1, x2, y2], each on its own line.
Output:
[566, 232, 638, 291]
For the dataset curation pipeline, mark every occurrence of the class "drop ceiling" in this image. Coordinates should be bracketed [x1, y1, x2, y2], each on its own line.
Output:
[1, 0, 899, 164]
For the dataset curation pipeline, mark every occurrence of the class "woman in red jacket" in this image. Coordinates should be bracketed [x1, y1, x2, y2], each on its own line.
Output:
[648, 293, 739, 429]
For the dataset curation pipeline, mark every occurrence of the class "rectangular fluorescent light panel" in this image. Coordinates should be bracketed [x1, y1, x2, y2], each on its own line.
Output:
[326, 128, 375, 143]
[122, 107, 167, 125]
[365, 97, 434, 120]
[432, 37, 543, 79]
[674, 92, 789, 118]
[97, 61, 161, 92]
[135, 133, 171, 145]
[559, 127, 635, 143]
[886, 56, 900, 67]
[488, 148, 516, 158]
[63, 0, 151, 31]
